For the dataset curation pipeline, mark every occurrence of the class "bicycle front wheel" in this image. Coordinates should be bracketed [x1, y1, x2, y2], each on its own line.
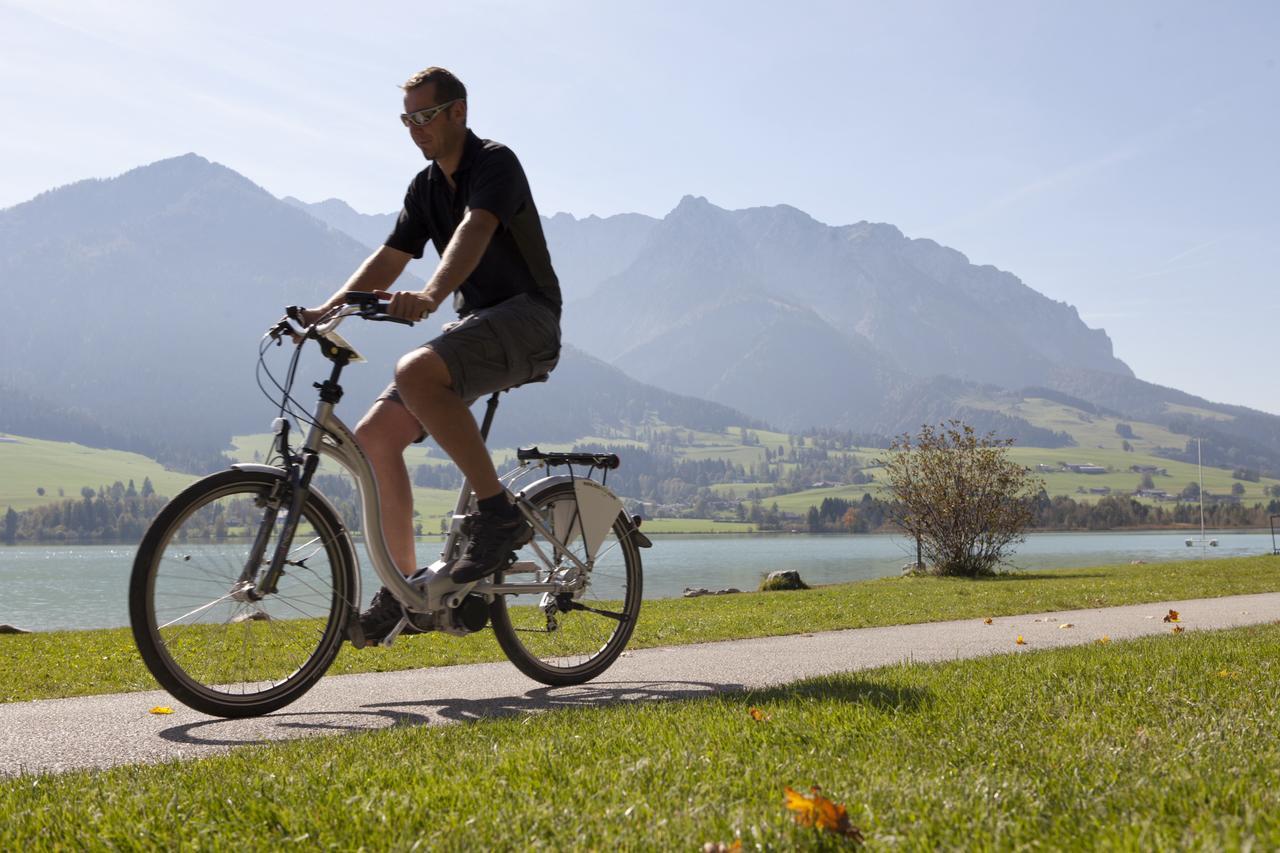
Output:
[129, 469, 356, 718]
[490, 482, 643, 685]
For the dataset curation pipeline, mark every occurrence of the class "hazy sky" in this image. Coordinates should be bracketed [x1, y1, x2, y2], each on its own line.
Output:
[2, 0, 1277, 413]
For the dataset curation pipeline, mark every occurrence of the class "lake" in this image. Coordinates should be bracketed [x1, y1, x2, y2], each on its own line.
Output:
[1, 530, 1277, 632]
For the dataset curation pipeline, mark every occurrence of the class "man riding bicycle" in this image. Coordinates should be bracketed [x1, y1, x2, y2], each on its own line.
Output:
[301, 67, 561, 644]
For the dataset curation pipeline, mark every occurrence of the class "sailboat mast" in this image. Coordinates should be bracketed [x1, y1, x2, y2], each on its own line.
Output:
[1198, 437, 1206, 554]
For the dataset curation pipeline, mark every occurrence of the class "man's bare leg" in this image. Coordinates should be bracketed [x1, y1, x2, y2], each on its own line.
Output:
[354, 401, 424, 577]
[392, 347, 503, 500]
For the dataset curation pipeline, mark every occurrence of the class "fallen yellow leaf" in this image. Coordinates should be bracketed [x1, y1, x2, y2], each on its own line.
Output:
[1097, 635, 1111, 644]
[1172, 625, 1185, 634]
[149, 706, 174, 715]
[783, 786, 863, 841]
[983, 617, 993, 625]
[1163, 609, 1180, 623]
[1015, 635, 1026, 645]
[1218, 670, 1237, 679]
[749, 707, 771, 722]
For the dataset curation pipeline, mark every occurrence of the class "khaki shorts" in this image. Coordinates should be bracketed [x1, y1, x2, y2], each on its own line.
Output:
[377, 293, 561, 424]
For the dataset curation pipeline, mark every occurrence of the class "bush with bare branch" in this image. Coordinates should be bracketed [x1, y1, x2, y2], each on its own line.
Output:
[880, 421, 1042, 577]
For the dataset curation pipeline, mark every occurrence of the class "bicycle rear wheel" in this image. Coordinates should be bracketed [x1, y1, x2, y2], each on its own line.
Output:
[129, 469, 355, 718]
[490, 482, 643, 685]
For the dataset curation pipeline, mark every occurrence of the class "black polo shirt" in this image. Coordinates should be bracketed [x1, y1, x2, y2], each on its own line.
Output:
[385, 129, 561, 317]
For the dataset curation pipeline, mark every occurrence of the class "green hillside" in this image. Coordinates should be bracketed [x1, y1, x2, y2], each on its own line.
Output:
[0, 434, 195, 512]
[7, 388, 1277, 537]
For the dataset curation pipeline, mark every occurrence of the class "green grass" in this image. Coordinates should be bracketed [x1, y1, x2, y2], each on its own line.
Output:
[3, 555, 1278, 704]
[3, 624, 1278, 848]
[0, 434, 195, 512]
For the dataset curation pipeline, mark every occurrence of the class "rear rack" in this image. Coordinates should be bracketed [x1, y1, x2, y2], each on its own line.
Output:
[517, 445, 620, 470]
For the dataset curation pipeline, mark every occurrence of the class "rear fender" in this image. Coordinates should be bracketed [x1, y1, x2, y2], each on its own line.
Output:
[516, 474, 641, 560]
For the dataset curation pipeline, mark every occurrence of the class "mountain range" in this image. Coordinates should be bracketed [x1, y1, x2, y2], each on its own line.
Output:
[4, 154, 1280, 476]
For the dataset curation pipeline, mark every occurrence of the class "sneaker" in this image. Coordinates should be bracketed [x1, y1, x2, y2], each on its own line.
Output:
[357, 586, 421, 646]
[449, 510, 533, 584]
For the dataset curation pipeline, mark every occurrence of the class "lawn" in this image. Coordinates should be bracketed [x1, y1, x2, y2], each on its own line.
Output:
[3, 555, 1277, 704]
[3, 623, 1277, 848]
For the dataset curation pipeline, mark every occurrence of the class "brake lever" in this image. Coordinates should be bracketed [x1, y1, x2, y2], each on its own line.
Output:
[364, 312, 416, 326]
[267, 317, 297, 345]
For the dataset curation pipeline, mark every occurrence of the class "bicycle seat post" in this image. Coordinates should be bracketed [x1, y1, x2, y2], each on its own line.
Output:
[479, 392, 501, 443]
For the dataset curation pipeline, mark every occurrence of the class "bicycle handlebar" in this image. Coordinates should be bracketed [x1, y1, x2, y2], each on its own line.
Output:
[267, 292, 415, 343]
[342, 291, 415, 325]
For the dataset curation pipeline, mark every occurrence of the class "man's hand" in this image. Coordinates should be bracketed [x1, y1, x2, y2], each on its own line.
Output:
[376, 289, 435, 322]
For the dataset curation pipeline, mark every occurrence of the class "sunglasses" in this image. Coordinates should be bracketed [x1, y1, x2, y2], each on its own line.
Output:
[400, 99, 462, 127]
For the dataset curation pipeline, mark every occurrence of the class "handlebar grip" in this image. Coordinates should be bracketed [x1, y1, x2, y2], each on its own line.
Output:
[344, 291, 383, 308]
[345, 291, 418, 325]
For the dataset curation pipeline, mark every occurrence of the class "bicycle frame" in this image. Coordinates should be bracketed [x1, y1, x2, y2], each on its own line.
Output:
[241, 310, 625, 639]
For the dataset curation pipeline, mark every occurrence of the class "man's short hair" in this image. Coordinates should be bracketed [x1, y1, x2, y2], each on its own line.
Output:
[402, 67, 467, 104]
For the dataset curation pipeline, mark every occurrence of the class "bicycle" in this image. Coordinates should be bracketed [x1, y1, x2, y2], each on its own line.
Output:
[129, 292, 650, 718]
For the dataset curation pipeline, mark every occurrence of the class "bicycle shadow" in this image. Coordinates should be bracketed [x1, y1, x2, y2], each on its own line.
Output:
[157, 707, 433, 747]
[156, 680, 733, 747]
[157, 675, 930, 749]
[367, 678, 737, 724]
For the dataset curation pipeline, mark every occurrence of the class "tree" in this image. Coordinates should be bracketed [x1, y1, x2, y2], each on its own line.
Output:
[3, 506, 17, 545]
[141, 477, 155, 498]
[1231, 482, 1246, 497]
[1115, 423, 1136, 439]
[1140, 473, 1156, 490]
[880, 421, 1042, 577]
[807, 506, 822, 533]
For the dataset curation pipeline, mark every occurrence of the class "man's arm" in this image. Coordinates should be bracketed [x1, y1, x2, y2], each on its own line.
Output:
[383, 209, 499, 321]
[303, 245, 414, 323]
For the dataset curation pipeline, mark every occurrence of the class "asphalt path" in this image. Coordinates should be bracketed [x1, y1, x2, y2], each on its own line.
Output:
[2, 591, 1277, 779]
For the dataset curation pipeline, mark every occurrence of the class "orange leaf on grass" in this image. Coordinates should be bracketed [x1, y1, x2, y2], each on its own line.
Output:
[783, 786, 864, 842]
[1172, 625, 1185, 634]
[749, 707, 771, 722]
[701, 841, 742, 853]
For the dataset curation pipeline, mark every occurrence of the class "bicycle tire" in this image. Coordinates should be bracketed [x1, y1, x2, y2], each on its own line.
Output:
[129, 469, 356, 718]
[490, 481, 643, 685]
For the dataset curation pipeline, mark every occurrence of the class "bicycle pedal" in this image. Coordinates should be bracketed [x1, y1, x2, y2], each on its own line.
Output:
[346, 614, 369, 649]
[379, 615, 412, 647]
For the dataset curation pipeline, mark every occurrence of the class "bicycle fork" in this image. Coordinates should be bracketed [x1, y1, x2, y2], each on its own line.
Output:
[236, 394, 336, 601]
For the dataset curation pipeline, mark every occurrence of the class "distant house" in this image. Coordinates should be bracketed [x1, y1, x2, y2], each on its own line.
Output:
[1036, 464, 1057, 473]
[1135, 489, 1171, 500]
[1062, 462, 1108, 474]
[1129, 464, 1168, 476]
